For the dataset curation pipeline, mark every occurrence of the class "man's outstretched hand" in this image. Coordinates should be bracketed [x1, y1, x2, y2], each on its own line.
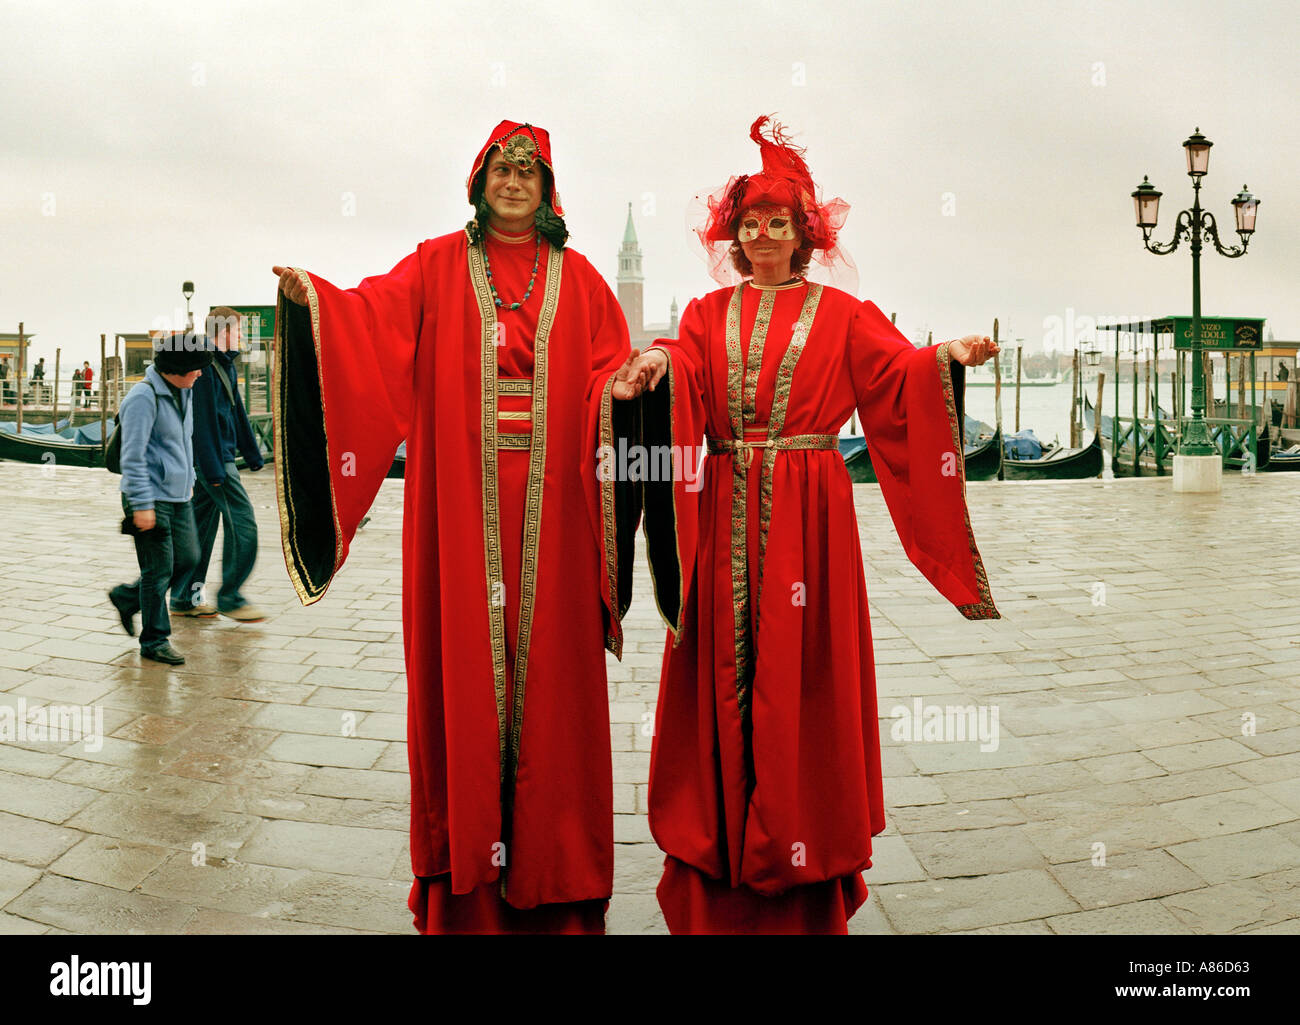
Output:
[272, 265, 308, 305]
[612, 348, 655, 400]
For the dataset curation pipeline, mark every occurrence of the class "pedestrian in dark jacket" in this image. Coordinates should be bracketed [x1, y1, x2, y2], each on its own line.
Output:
[108, 333, 213, 665]
[173, 307, 268, 622]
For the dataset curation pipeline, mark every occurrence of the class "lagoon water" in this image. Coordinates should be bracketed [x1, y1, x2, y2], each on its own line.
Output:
[842, 382, 1088, 446]
[962, 383, 1076, 445]
[844, 373, 1223, 451]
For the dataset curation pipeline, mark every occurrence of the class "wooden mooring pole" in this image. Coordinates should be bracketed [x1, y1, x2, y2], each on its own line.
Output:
[52, 348, 61, 427]
[99, 334, 108, 460]
[993, 319, 1004, 481]
[15, 322, 25, 433]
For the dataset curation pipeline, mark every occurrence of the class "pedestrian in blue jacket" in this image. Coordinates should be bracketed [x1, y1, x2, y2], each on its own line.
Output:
[173, 307, 268, 622]
[108, 333, 213, 665]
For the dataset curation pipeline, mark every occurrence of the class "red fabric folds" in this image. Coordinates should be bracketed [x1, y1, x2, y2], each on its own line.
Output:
[657, 856, 868, 936]
[642, 281, 997, 933]
[409, 876, 607, 935]
[273, 228, 632, 926]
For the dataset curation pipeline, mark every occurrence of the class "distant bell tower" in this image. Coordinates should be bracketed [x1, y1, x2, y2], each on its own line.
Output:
[669, 297, 680, 338]
[617, 202, 644, 340]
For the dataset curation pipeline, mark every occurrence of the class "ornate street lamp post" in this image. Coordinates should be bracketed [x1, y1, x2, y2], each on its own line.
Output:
[1131, 129, 1259, 491]
[182, 281, 195, 331]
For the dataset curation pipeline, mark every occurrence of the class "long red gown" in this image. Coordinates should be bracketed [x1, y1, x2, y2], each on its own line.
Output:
[641, 279, 999, 934]
[272, 225, 639, 933]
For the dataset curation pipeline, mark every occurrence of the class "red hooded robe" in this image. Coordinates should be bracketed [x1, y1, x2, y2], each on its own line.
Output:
[271, 121, 640, 933]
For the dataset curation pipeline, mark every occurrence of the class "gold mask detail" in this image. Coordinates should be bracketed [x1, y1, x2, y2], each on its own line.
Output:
[738, 205, 796, 242]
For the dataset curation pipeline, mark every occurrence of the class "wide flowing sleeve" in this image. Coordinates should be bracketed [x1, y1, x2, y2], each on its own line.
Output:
[849, 300, 999, 620]
[273, 250, 423, 605]
[638, 297, 708, 641]
[581, 267, 639, 657]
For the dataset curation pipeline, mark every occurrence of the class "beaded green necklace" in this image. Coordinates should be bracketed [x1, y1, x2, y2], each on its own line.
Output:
[482, 232, 541, 311]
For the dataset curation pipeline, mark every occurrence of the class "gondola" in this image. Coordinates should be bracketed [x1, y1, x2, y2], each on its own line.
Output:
[1000, 429, 1103, 480]
[842, 428, 1002, 484]
[0, 417, 265, 472]
[1219, 421, 1270, 472]
[1265, 446, 1300, 472]
[963, 429, 1003, 480]
[0, 428, 105, 468]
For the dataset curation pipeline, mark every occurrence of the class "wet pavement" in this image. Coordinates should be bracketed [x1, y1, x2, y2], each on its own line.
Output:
[0, 460, 1297, 934]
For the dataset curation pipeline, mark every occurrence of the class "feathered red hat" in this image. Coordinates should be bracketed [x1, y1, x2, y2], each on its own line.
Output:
[693, 115, 853, 289]
[466, 120, 563, 216]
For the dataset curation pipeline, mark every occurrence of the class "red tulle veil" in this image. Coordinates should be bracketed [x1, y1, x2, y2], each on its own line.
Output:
[689, 115, 857, 293]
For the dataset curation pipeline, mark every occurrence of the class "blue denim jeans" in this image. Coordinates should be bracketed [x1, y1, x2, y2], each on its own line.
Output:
[175, 462, 259, 613]
[111, 498, 199, 652]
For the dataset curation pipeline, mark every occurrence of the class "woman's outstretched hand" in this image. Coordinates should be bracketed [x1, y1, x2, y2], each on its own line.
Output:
[949, 335, 998, 366]
[612, 348, 646, 400]
[272, 265, 308, 306]
[636, 348, 669, 392]
[612, 347, 670, 400]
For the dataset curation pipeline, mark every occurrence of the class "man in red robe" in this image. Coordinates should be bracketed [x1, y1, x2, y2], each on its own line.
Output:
[629, 116, 1000, 933]
[271, 121, 647, 933]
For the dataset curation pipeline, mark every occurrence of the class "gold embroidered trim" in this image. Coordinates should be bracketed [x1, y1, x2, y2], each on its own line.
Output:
[468, 238, 564, 898]
[272, 270, 340, 607]
[598, 372, 622, 657]
[742, 289, 776, 423]
[707, 432, 837, 455]
[496, 434, 531, 449]
[508, 244, 562, 795]
[468, 242, 511, 781]
[935, 341, 1000, 621]
[497, 411, 532, 421]
[497, 379, 533, 395]
[720, 283, 825, 718]
[757, 285, 822, 608]
[722, 286, 754, 721]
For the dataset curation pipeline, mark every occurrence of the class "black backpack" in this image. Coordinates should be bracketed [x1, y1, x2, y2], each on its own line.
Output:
[104, 389, 160, 475]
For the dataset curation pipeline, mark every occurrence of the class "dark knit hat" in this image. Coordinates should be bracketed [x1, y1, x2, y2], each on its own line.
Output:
[152, 331, 214, 374]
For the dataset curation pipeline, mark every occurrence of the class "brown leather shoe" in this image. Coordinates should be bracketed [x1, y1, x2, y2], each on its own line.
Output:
[220, 604, 267, 623]
[172, 603, 218, 617]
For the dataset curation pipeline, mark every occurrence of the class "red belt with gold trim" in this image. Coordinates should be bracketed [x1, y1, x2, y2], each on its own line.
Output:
[706, 430, 838, 458]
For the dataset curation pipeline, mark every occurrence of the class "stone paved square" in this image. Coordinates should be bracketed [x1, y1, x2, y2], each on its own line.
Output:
[0, 462, 1297, 934]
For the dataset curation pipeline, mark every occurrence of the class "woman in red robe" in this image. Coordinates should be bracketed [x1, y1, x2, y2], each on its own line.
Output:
[632, 116, 1001, 934]
[271, 121, 646, 933]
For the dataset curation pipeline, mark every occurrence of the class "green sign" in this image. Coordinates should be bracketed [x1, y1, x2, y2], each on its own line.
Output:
[1168, 316, 1264, 350]
[225, 305, 276, 346]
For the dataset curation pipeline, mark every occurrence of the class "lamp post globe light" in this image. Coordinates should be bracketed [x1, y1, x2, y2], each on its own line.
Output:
[1131, 128, 1259, 493]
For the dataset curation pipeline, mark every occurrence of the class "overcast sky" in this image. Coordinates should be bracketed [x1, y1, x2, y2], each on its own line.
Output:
[3, 0, 1296, 368]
